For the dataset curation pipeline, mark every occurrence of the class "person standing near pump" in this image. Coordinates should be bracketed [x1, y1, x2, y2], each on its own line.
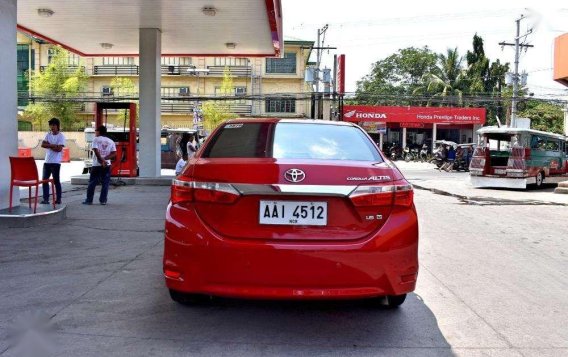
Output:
[83, 125, 116, 205]
[187, 133, 198, 158]
[41, 118, 65, 204]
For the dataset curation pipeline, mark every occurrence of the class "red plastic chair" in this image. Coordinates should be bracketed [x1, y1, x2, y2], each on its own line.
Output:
[9, 157, 55, 213]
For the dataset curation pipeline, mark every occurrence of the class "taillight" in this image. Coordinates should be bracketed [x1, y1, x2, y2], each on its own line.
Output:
[171, 179, 240, 204]
[394, 183, 413, 207]
[349, 182, 414, 207]
[349, 185, 394, 206]
[171, 179, 193, 204]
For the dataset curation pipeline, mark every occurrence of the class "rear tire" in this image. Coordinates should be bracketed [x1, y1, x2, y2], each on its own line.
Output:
[535, 171, 544, 188]
[169, 289, 210, 305]
[385, 294, 407, 308]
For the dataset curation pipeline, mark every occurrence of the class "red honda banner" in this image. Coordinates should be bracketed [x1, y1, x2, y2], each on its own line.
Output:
[343, 105, 486, 125]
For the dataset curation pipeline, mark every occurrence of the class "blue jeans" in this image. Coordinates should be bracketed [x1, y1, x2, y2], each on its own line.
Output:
[43, 163, 61, 202]
[86, 166, 111, 203]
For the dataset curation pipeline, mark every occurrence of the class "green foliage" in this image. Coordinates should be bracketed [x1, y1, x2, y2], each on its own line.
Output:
[518, 100, 564, 134]
[414, 48, 465, 106]
[24, 46, 88, 131]
[110, 77, 137, 96]
[354, 47, 438, 105]
[107, 77, 139, 127]
[202, 67, 237, 131]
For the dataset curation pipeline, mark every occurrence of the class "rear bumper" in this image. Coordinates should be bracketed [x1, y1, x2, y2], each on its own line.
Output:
[163, 206, 419, 300]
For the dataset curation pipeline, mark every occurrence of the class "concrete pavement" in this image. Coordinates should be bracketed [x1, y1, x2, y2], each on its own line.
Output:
[0, 167, 566, 356]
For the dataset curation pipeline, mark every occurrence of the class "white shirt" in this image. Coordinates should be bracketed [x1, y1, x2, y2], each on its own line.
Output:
[175, 158, 187, 175]
[92, 136, 117, 167]
[44, 132, 66, 164]
[187, 141, 197, 158]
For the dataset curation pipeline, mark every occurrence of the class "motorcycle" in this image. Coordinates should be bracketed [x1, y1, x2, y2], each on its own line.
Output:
[452, 156, 468, 171]
[404, 147, 420, 162]
[419, 144, 430, 162]
[389, 144, 402, 161]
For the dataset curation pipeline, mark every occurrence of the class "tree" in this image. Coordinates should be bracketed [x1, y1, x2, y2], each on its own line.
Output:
[463, 34, 509, 125]
[354, 47, 438, 105]
[201, 67, 237, 131]
[414, 48, 465, 106]
[518, 100, 564, 134]
[24, 46, 88, 131]
[465, 34, 490, 95]
[107, 77, 138, 127]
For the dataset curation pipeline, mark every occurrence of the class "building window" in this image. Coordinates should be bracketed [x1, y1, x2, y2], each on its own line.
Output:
[161, 57, 192, 65]
[162, 87, 190, 97]
[102, 57, 135, 65]
[17, 44, 31, 106]
[214, 86, 247, 96]
[47, 48, 80, 65]
[266, 53, 296, 74]
[214, 57, 249, 66]
[47, 48, 56, 63]
[265, 98, 296, 113]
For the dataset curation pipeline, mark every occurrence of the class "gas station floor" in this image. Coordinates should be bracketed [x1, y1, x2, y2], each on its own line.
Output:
[1, 164, 567, 355]
[0, 184, 171, 355]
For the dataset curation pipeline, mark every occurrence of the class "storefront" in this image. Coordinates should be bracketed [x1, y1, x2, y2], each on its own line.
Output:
[343, 105, 486, 152]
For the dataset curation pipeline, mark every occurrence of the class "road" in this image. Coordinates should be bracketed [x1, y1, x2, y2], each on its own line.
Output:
[0, 166, 566, 356]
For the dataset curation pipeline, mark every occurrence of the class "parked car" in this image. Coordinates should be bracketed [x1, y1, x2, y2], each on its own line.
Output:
[163, 119, 419, 307]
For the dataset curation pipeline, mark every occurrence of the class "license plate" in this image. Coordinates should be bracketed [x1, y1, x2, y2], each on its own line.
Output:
[494, 169, 506, 175]
[259, 201, 327, 226]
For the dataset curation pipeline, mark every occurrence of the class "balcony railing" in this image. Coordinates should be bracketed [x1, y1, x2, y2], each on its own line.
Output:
[39, 65, 85, 74]
[161, 102, 193, 113]
[207, 66, 252, 77]
[160, 101, 252, 115]
[161, 65, 196, 75]
[93, 65, 139, 75]
[227, 103, 252, 115]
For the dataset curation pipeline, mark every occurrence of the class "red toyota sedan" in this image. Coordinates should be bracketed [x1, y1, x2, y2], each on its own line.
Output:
[163, 119, 418, 307]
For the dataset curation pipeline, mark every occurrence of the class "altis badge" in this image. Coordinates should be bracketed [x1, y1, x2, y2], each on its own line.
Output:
[346, 175, 391, 181]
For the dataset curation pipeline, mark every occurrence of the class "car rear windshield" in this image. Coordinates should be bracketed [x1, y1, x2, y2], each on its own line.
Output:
[273, 123, 381, 161]
[202, 122, 382, 161]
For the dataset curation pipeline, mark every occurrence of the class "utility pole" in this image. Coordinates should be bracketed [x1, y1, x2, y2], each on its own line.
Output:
[311, 25, 336, 119]
[499, 14, 534, 128]
[315, 24, 328, 94]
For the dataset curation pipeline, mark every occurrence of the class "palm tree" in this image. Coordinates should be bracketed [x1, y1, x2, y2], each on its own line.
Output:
[414, 48, 465, 106]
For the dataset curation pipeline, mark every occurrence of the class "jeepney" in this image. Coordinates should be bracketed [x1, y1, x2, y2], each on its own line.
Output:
[469, 127, 568, 189]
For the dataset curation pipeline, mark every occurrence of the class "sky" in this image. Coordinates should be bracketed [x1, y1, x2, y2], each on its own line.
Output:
[281, 0, 568, 99]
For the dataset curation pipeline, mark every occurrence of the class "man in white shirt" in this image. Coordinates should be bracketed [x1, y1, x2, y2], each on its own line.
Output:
[175, 153, 188, 176]
[83, 125, 116, 205]
[41, 118, 65, 204]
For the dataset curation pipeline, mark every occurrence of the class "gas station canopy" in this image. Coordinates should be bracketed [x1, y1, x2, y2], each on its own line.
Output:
[17, 0, 283, 57]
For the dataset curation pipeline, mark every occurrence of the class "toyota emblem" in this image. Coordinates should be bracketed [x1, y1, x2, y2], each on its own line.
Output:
[284, 168, 306, 183]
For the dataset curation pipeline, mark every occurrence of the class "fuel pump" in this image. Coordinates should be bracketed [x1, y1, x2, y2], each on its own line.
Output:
[94, 102, 138, 177]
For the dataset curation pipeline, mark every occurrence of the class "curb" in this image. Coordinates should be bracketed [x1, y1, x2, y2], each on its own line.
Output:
[0, 205, 67, 228]
[410, 182, 568, 206]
